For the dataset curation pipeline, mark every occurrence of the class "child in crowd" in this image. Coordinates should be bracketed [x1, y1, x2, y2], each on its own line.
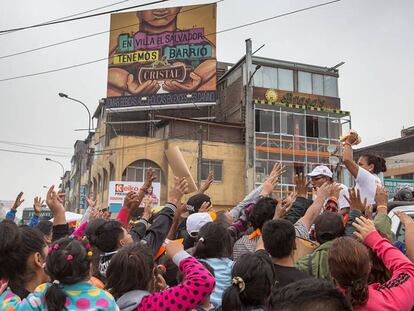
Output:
[1, 236, 118, 310]
[106, 241, 215, 311]
[221, 251, 275, 311]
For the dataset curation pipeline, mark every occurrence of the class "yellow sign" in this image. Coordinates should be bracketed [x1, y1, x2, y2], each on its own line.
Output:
[112, 50, 159, 64]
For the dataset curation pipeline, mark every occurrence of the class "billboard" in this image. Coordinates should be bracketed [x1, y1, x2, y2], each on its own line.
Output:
[106, 4, 217, 109]
[108, 181, 161, 214]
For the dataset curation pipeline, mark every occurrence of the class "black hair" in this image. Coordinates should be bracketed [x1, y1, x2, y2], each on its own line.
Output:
[84, 218, 107, 241]
[221, 251, 275, 311]
[45, 237, 92, 311]
[106, 242, 154, 299]
[249, 198, 276, 230]
[176, 259, 215, 284]
[15, 226, 47, 284]
[314, 212, 345, 244]
[35, 220, 53, 236]
[186, 194, 211, 214]
[262, 219, 295, 259]
[193, 222, 232, 259]
[0, 220, 22, 280]
[270, 278, 352, 311]
[92, 220, 124, 253]
[361, 154, 387, 174]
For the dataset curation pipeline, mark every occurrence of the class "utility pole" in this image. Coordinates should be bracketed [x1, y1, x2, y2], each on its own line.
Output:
[244, 38, 254, 194]
[197, 125, 203, 188]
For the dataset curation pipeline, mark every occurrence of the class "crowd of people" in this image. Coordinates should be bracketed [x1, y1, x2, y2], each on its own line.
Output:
[1, 132, 414, 311]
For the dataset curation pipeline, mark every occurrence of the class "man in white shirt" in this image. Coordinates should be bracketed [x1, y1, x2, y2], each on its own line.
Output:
[307, 165, 350, 215]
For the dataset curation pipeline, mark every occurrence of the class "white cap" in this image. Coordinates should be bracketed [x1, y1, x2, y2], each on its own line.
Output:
[307, 165, 333, 178]
[186, 213, 213, 237]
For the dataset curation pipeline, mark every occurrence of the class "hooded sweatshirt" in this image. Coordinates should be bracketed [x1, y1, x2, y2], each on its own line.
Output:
[346, 231, 414, 311]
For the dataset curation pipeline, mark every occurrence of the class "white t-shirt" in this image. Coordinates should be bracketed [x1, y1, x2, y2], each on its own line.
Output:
[355, 167, 382, 205]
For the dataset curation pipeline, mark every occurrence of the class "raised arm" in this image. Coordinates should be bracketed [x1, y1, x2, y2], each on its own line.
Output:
[300, 182, 330, 230]
[6, 192, 24, 221]
[138, 242, 215, 311]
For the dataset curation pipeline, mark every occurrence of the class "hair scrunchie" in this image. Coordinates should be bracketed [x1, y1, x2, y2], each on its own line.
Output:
[232, 276, 245, 292]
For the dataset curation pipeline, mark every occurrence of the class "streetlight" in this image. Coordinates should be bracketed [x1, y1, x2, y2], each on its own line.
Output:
[58, 92, 92, 134]
[45, 157, 65, 177]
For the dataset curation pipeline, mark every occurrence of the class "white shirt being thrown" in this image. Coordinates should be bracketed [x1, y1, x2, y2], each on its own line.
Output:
[355, 167, 383, 205]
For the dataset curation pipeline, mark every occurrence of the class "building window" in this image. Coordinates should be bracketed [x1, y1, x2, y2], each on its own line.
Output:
[324, 75, 338, 97]
[278, 68, 294, 91]
[298, 71, 312, 94]
[262, 66, 278, 88]
[122, 159, 162, 183]
[201, 160, 223, 182]
[312, 74, 324, 95]
[306, 116, 319, 138]
[281, 112, 294, 135]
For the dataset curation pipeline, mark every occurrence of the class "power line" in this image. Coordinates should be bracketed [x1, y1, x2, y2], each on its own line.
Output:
[0, 0, 169, 34]
[0, 140, 72, 149]
[0, 2, 221, 60]
[0, 142, 72, 156]
[0, 0, 130, 36]
[0, 148, 71, 158]
[0, 0, 341, 82]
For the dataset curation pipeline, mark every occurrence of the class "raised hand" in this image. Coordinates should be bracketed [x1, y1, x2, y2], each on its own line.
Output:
[86, 196, 97, 208]
[33, 196, 44, 215]
[345, 188, 367, 213]
[395, 211, 414, 226]
[295, 173, 310, 198]
[12, 192, 24, 211]
[375, 185, 389, 207]
[330, 183, 343, 200]
[142, 197, 154, 221]
[46, 186, 66, 225]
[169, 177, 189, 206]
[123, 191, 140, 211]
[261, 163, 285, 197]
[144, 168, 157, 188]
[316, 182, 332, 201]
[199, 171, 214, 194]
[352, 216, 377, 240]
[199, 201, 213, 213]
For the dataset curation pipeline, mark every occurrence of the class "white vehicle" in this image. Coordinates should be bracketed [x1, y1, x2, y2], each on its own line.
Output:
[388, 205, 414, 243]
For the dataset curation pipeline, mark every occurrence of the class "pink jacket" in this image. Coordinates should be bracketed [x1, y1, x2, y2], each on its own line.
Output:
[355, 231, 414, 311]
[137, 252, 215, 311]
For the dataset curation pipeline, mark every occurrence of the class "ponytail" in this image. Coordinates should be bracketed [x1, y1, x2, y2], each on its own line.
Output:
[45, 282, 67, 311]
[222, 284, 245, 311]
[347, 278, 369, 307]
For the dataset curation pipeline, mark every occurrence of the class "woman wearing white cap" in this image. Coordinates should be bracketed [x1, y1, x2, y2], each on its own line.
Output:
[307, 166, 350, 215]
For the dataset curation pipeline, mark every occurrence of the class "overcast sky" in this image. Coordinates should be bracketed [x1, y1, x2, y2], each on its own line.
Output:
[0, 0, 413, 203]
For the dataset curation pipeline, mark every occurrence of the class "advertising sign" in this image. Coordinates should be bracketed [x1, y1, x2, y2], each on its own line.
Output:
[79, 185, 87, 209]
[108, 181, 161, 214]
[106, 4, 217, 109]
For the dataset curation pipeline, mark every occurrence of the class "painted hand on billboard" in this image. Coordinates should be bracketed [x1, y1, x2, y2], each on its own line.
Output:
[12, 192, 24, 211]
[107, 68, 160, 96]
[127, 74, 160, 95]
[163, 59, 216, 93]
